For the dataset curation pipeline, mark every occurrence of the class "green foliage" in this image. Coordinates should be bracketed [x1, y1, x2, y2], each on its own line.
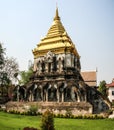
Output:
[19, 67, 33, 85]
[40, 109, 55, 130]
[5, 105, 41, 116]
[54, 113, 105, 119]
[4, 57, 19, 84]
[27, 105, 38, 116]
[98, 80, 107, 97]
[105, 109, 113, 116]
[0, 43, 19, 97]
[65, 109, 72, 118]
[112, 102, 114, 106]
[0, 43, 6, 85]
[0, 43, 10, 96]
[0, 43, 5, 68]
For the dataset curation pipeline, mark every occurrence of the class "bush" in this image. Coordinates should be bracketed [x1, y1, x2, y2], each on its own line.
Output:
[65, 109, 72, 118]
[27, 105, 38, 116]
[40, 109, 55, 130]
[112, 102, 114, 107]
[106, 109, 113, 115]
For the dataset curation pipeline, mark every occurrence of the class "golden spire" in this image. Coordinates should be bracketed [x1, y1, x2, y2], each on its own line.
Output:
[46, 7, 65, 37]
[54, 7, 60, 21]
[33, 7, 80, 58]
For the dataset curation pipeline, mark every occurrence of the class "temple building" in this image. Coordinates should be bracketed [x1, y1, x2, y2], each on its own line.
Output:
[25, 7, 110, 113]
[10, 8, 110, 115]
[81, 71, 97, 88]
[106, 79, 114, 102]
[32, 8, 85, 103]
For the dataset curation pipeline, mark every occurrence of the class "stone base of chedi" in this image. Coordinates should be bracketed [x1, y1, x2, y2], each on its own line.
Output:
[6, 101, 92, 115]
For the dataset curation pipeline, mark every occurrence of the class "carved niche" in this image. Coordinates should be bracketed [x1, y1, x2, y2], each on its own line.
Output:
[44, 51, 55, 73]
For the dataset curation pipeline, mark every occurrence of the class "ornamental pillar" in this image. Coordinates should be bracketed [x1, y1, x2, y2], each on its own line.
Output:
[77, 92, 80, 102]
[84, 93, 87, 102]
[51, 63, 53, 72]
[41, 88, 43, 101]
[62, 92, 64, 102]
[46, 90, 48, 102]
[45, 63, 48, 73]
[57, 88, 59, 102]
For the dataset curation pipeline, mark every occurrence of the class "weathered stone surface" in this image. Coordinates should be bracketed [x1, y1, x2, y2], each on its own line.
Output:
[109, 111, 114, 118]
[6, 101, 92, 115]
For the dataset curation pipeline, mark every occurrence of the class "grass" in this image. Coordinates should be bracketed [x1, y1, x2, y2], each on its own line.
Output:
[0, 111, 114, 130]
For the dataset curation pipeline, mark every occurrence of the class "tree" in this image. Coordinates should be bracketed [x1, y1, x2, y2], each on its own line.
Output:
[3, 57, 19, 84]
[19, 66, 33, 85]
[0, 72, 10, 96]
[0, 43, 5, 68]
[0, 43, 19, 96]
[0, 43, 7, 96]
[98, 80, 107, 97]
[40, 109, 55, 130]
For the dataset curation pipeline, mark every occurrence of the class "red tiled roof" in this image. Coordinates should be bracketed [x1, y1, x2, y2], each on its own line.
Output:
[81, 71, 97, 87]
[106, 82, 114, 87]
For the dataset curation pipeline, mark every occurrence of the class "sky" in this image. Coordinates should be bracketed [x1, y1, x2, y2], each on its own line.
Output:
[0, 0, 114, 84]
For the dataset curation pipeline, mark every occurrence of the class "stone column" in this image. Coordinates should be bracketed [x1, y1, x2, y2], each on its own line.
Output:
[60, 60, 63, 72]
[45, 63, 48, 73]
[61, 60, 63, 72]
[38, 62, 42, 74]
[46, 90, 48, 102]
[62, 92, 64, 102]
[57, 88, 59, 102]
[43, 90, 46, 102]
[51, 63, 53, 72]
[29, 91, 33, 101]
[57, 59, 62, 73]
[33, 60, 37, 71]
[77, 92, 80, 102]
[41, 88, 43, 101]
[84, 93, 87, 102]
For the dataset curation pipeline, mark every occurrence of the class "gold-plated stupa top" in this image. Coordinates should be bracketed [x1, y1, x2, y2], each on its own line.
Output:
[33, 7, 79, 59]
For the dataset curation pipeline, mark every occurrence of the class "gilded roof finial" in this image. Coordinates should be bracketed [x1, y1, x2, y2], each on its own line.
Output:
[54, 5, 60, 21]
